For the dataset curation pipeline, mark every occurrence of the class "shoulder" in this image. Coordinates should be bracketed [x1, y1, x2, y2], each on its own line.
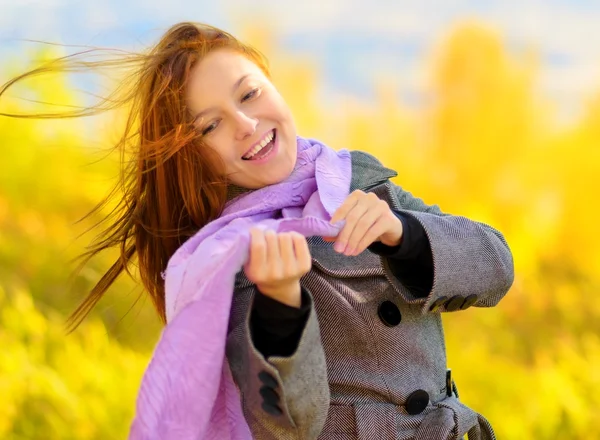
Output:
[350, 150, 398, 191]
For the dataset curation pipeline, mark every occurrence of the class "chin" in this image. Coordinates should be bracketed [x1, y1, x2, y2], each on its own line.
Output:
[263, 167, 293, 187]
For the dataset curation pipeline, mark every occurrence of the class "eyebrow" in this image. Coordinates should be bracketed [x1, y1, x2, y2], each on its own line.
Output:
[192, 74, 250, 122]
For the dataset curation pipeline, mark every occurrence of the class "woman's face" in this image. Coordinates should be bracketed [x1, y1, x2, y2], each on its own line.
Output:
[185, 49, 297, 189]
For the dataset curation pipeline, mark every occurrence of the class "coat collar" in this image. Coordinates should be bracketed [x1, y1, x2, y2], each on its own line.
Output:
[349, 150, 398, 192]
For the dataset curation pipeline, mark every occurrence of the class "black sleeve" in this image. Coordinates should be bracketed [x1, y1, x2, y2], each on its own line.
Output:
[368, 212, 434, 298]
[250, 287, 311, 358]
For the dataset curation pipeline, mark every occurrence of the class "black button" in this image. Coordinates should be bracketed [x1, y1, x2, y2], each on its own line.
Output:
[445, 295, 465, 312]
[259, 386, 280, 405]
[261, 401, 283, 416]
[405, 389, 429, 415]
[378, 301, 402, 327]
[429, 296, 448, 313]
[460, 294, 478, 310]
[258, 371, 277, 388]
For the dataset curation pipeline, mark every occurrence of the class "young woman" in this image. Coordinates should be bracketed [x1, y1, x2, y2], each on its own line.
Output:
[1, 22, 514, 439]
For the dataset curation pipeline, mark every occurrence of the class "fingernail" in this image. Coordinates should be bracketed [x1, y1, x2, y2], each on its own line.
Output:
[334, 241, 345, 253]
[344, 247, 355, 256]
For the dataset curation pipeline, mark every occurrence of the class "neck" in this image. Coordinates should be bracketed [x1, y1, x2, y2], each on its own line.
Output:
[226, 183, 253, 202]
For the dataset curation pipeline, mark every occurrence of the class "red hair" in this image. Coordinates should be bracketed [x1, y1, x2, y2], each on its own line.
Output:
[0, 22, 271, 327]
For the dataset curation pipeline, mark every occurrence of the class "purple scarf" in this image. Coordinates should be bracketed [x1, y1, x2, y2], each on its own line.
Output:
[129, 137, 351, 439]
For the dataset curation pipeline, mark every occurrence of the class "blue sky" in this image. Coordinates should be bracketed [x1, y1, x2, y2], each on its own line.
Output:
[1, 0, 600, 121]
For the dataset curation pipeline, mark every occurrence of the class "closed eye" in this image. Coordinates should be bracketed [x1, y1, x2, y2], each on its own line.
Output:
[201, 120, 220, 136]
[242, 88, 261, 102]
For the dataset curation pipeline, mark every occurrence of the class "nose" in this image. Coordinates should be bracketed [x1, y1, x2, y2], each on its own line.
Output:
[233, 110, 258, 140]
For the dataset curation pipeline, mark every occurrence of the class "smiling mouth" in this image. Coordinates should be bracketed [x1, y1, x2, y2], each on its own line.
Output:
[242, 130, 276, 160]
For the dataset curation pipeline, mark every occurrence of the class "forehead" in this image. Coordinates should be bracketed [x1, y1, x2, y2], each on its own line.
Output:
[186, 50, 264, 100]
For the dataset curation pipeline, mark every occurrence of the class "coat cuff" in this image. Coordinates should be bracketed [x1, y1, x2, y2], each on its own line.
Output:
[380, 210, 514, 314]
[226, 288, 330, 439]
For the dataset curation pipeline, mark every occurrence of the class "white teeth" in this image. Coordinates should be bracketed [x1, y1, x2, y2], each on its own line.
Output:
[243, 131, 274, 159]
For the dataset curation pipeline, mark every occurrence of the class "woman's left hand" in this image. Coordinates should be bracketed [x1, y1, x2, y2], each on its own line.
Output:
[325, 190, 404, 256]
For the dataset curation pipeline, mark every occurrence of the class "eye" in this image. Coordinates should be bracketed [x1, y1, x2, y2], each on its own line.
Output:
[241, 87, 261, 102]
[201, 120, 220, 136]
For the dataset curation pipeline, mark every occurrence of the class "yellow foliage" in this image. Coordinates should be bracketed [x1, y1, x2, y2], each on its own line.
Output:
[1, 21, 598, 439]
[0, 285, 149, 440]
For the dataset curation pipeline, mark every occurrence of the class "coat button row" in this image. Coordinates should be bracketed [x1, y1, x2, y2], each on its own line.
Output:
[429, 294, 478, 313]
[258, 371, 283, 416]
[259, 373, 431, 417]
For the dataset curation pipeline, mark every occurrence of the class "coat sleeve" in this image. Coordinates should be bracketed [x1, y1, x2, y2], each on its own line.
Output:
[226, 283, 330, 440]
[382, 181, 515, 314]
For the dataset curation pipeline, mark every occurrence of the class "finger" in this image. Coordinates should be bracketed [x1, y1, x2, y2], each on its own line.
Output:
[245, 228, 267, 274]
[334, 203, 369, 252]
[278, 233, 296, 277]
[334, 194, 380, 253]
[292, 232, 312, 274]
[352, 216, 390, 256]
[343, 202, 385, 255]
[264, 230, 280, 266]
[330, 190, 363, 225]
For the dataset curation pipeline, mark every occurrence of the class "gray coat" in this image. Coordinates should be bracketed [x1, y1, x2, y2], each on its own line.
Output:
[226, 151, 514, 440]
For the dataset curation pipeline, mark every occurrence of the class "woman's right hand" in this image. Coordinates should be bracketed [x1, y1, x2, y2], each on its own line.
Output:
[243, 228, 312, 308]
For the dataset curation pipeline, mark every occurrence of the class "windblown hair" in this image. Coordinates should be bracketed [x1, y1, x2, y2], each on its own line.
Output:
[0, 22, 271, 327]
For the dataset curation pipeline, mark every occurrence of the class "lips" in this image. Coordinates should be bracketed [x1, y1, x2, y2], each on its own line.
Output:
[242, 129, 276, 160]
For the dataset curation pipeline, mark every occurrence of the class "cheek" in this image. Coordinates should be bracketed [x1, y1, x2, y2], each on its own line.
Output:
[264, 89, 292, 120]
[207, 133, 236, 164]
[274, 98, 292, 120]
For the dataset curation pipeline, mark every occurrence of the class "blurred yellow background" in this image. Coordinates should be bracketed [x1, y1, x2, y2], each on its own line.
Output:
[1, 14, 599, 440]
